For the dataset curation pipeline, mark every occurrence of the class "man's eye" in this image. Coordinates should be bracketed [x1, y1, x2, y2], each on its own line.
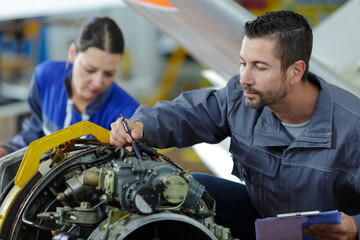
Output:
[256, 66, 265, 71]
[86, 69, 95, 73]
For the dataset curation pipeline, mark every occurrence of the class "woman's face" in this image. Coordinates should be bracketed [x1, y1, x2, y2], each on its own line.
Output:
[69, 46, 122, 103]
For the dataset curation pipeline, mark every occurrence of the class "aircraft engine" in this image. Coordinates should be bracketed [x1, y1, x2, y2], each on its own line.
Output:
[0, 121, 234, 240]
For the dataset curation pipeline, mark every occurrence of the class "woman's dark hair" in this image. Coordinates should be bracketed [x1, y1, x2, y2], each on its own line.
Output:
[75, 16, 124, 54]
[245, 10, 313, 81]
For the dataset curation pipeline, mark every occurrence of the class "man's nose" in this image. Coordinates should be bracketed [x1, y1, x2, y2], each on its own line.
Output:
[240, 67, 254, 85]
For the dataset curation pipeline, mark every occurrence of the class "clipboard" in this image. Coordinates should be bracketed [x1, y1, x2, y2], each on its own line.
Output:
[255, 210, 342, 240]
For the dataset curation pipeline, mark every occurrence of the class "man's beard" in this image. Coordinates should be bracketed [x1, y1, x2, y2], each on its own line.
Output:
[242, 76, 288, 109]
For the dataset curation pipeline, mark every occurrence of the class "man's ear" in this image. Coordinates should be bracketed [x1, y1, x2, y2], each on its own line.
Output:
[289, 60, 306, 86]
[67, 43, 77, 63]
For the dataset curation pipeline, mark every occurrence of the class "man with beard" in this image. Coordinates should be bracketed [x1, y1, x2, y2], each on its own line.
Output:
[109, 10, 360, 240]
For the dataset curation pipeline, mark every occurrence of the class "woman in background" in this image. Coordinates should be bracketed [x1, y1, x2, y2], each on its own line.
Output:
[0, 16, 139, 157]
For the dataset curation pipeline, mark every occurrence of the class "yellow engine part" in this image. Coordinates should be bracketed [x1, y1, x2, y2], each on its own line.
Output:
[0, 121, 110, 230]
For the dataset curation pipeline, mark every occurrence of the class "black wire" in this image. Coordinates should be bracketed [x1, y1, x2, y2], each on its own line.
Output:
[35, 197, 59, 240]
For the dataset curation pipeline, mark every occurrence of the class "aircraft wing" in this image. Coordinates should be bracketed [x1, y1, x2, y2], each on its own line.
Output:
[124, 0, 255, 80]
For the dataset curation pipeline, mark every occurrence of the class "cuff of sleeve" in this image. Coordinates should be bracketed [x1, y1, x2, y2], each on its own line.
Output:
[131, 117, 153, 144]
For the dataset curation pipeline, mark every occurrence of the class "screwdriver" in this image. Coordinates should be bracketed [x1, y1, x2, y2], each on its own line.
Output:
[120, 114, 142, 159]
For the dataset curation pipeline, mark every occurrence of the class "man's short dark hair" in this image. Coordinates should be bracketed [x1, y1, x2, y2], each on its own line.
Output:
[244, 10, 313, 81]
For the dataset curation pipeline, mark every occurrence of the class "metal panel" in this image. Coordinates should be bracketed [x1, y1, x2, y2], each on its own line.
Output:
[125, 0, 255, 80]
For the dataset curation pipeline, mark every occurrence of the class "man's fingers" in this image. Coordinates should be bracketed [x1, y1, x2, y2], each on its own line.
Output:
[110, 118, 132, 146]
[109, 130, 125, 146]
[125, 145, 134, 152]
[109, 118, 144, 149]
[303, 213, 357, 240]
[304, 228, 342, 240]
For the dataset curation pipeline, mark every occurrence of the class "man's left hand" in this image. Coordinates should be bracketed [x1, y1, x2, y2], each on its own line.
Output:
[303, 212, 357, 240]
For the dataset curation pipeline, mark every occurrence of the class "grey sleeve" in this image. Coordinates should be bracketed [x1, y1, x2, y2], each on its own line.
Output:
[2, 73, 44, 152]
[131, 87, 231, 149]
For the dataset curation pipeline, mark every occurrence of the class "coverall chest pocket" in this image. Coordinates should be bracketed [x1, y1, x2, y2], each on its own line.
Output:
[230, 139, 281, 216]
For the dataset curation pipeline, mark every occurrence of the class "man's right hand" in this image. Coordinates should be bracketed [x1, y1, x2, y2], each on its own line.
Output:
[0, 146, 9, 158]
[110, 118, 144, 152]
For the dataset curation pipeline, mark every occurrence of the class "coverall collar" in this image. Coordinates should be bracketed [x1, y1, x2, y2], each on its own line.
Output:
[253, 73, 332, 148]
